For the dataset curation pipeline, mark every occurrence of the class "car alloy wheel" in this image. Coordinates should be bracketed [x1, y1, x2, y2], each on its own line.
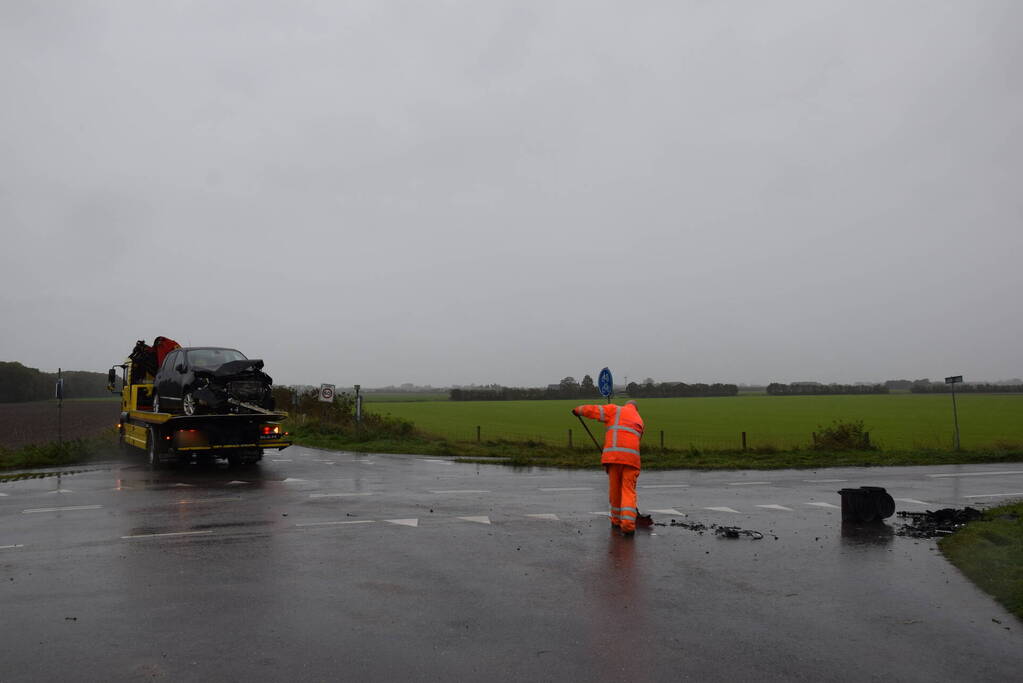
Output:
[183, 392, 197, 416]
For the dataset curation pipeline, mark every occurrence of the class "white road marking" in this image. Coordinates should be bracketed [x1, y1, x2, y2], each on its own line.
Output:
[282, 478, 306, 483]
[1, 544, 25, 550]
[540, 487, 593, 492]
[419, 459, 452, 465]
[429, 489, 491, 494]
[805, 502, 840, 509]
[894, 498, 931, 506]
[459, 516, 491, 525]
[590, 511, 610, 516]
[803, 479, 848, 483]
[704, 506, 741, 513]
[49, 489, 74, 494]
[0, 492, 8, 496]
[757, 504, 794, 511]
[295, 520, 375, 527]
[176, 497, 241, 505]
[315, 460, 336, 463]
[728, 482, 770, 486]
[122, 530, 215, 539]
[527, 513, 560, 520]
[226, 481, 249, 486]
[963, 492, 1023, 499]
[309, 492, 374, 498]
[356, 459, 374, 464]
[640, 484, 689, 489]
[927, 471, 1023, 478]
[271, 458, 293, 462]
[648, 508, 684, 515]
[385, 519, 419, 527]
[170, 483, 194, 488]
[23, 505, 103, 514]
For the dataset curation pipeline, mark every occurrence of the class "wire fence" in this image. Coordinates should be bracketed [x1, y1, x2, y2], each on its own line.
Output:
[435, 425, 984, 451]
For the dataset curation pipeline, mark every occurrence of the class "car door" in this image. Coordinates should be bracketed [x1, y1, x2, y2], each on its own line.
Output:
[157, 350, 180, 407]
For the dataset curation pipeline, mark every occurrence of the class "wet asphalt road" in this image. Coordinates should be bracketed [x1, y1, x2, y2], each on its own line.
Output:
[2, 449, 1022, 682]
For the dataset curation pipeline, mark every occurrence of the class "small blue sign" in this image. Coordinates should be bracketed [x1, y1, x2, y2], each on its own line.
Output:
[598, 367, 613, 397]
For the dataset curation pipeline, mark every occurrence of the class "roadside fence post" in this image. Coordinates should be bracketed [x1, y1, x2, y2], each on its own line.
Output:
[812, 432, 817, 447]
[742, 431, 747, 451]
[568, 429, 573, 448]
[660, 430, 664, 452]
[476, 425, 481, 442]
[864, 432, 870, 449]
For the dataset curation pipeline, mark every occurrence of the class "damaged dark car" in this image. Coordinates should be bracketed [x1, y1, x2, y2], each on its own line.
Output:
[153, 347, 276, 416]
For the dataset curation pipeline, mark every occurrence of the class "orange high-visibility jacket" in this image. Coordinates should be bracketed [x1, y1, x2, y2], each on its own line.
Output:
[575, 403, 644, 469]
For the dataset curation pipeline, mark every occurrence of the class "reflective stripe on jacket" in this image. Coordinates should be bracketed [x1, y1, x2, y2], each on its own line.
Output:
[575, 403, 644, 468]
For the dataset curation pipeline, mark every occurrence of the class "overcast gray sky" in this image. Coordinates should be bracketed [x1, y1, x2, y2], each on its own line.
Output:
[2, 1, 1020, 388]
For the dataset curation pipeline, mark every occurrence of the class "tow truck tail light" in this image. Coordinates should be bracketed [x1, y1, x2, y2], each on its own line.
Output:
[261, 425, 281, 436]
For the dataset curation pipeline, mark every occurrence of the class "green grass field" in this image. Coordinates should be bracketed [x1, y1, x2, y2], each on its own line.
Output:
[368, 393, 1023, 451]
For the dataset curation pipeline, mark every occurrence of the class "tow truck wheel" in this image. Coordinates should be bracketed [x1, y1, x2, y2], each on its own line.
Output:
[147, 428, 161, 469]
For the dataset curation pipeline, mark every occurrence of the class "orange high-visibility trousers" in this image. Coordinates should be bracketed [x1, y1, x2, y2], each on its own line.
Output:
[606, 463, 640, 532]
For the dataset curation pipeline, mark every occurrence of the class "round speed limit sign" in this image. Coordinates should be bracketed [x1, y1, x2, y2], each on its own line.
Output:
[319, 383, 336, 402]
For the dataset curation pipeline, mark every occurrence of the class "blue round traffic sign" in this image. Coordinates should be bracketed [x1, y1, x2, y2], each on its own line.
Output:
[598, 367, 613, 397]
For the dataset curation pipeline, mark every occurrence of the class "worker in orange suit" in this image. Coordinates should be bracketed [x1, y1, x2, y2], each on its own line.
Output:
[572, 400, 645, 535]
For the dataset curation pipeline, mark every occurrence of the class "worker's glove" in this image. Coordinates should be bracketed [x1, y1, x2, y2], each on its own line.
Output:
[570, 408, 579, 416]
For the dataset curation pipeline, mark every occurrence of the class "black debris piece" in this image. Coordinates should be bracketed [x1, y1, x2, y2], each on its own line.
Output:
[895, 507, 984, 538]
[654, 519, 765, 540]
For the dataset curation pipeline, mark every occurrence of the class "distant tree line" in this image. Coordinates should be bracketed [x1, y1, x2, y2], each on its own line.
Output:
[766, 382, 888, 396]
[0, 361, 117, 403]
[625, 381, 738, 398]
[450, 376, 738, 401]
[909, 380, 1023, 394]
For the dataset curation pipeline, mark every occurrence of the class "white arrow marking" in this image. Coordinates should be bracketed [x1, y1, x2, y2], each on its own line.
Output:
[540, 487, 592, 492]
[295, 520, 375, 527]
[527, 513, 560, 520]
[649, 508, 685, 515]
[459, 516, 491, 525]
[309, 492, 373, 498]
[894, 498, 931, 506]
[704, 506, 741, 513]
[928, 470, 1023, 478]
[23, 505, 103, 514]
[756, 504, 794, 511]
[122, 530, 214, 539]
[805, 502, 840, 509]
[385, 518, 419, 527]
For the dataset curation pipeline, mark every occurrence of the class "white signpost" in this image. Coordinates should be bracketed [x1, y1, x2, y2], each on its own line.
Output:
[319, 384, 335, 403]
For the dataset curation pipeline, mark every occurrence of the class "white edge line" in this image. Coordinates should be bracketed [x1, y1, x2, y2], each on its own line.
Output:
[0, 544, 25, 550]
[23, 505, 103, 514]
[963, 492, 1023, 499]
[295, 520, 376, 527]
[640, 484, 690, 488]
[429, 490, 491, 494]
[728, 482, 770, 486]
[309, 492, 374, 498]
[122, 530, 215, 539]
[928, 471, 1023, 478]
[539, 487, 593, 492]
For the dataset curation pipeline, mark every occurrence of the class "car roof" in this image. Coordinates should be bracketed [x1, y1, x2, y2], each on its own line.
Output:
[180, 347, 246, 354]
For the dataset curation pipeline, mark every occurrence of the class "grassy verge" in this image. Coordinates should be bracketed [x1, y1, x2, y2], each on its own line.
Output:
[940, 502, 1023, 621]
[0, 430, 118, 476]
[288, 422, 1023, 470]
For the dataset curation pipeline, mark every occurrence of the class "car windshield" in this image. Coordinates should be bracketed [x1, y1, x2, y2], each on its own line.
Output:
[186, 348, 247, 370]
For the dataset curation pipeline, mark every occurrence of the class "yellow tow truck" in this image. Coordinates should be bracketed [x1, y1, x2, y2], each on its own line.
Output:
[108, 340, 291, 468]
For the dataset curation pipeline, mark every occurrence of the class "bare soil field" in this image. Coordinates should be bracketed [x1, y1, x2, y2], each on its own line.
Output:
[0, 400, 119, 448]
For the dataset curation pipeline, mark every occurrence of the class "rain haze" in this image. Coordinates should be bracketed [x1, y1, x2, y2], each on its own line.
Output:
[2, 1, 1020, 388]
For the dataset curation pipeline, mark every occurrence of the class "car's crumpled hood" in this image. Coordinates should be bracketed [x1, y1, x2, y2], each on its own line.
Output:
[195, 359, 272, 384]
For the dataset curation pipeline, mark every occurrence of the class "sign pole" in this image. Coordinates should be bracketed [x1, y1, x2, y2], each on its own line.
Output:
[56, 368, 63, 446]
[945, 375, 962, 450]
